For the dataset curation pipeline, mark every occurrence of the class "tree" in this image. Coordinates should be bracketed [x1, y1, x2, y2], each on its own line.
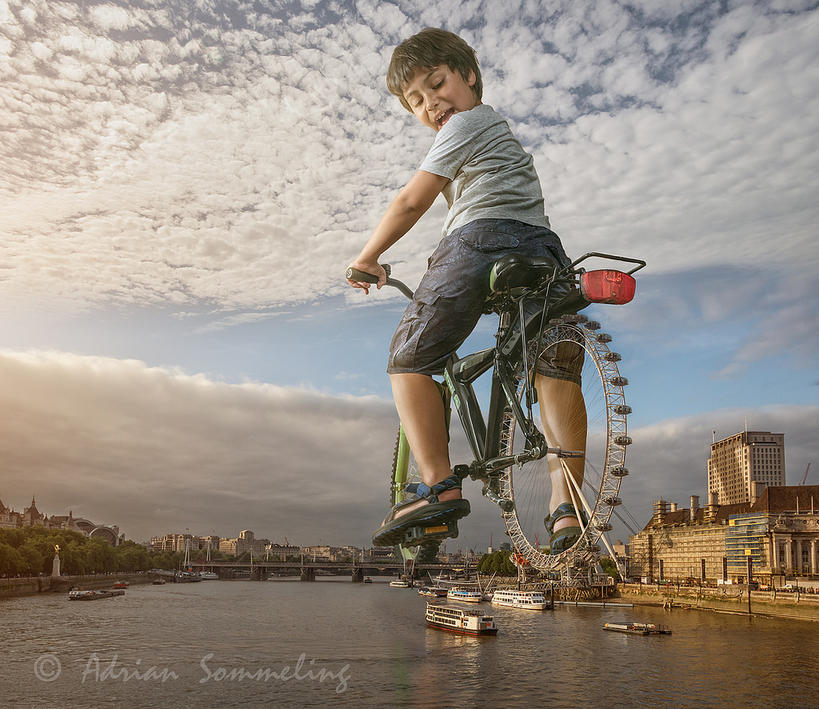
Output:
[0, 542, 26, 576]
[599, 556, 621, 581]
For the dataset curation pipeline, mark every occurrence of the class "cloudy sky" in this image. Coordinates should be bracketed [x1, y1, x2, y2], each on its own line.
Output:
[1, 0, 817, 551]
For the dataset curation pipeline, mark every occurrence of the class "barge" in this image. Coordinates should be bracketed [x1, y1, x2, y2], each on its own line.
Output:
[68, 589, 126, 601]
[603, 622, 672, 635]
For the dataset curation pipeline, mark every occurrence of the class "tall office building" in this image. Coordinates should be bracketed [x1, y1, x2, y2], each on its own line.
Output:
[707, 430, 785, 505]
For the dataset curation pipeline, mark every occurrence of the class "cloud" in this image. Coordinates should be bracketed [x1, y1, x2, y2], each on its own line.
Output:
[0, 1, 815, 324]
[0, 349, 399, 545]
[1, 349, 815, 552]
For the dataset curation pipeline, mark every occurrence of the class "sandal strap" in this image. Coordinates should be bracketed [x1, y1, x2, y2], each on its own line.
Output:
[403, 473, 462, 504]
[546, 502, 588, 532]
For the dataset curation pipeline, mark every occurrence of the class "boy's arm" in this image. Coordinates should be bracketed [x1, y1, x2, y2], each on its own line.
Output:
[347, 170, 449, 293]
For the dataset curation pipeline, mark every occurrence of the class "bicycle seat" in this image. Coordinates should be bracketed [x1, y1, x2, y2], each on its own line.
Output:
[489, 254, 556, 293]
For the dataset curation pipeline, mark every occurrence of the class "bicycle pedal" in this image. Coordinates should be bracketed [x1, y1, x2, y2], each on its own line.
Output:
[453, 464, 470, 480]
[402, 521, 459, 547]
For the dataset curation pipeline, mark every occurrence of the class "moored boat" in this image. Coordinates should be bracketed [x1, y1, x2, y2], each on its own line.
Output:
[418, 586, 448, 597]
[603, 622, 672, 635]
[491, 589, 552, 611]
[174, 570, 202, 583]
[447, 587, 482, 603]
[389, 579, 411, 588]
[425, 603, 497, 635]
[112, 580, 129, 589]
[198, 571, 218, 580]
[68, 589, 125, 601]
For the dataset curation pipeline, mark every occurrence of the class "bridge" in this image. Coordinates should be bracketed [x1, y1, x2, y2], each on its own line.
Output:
[183, 559, 474, 582]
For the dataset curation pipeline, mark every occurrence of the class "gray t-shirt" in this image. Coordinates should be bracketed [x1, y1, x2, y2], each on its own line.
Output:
[419, 104, 550, 235]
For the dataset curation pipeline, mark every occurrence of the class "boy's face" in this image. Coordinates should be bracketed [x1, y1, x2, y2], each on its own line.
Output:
[402, 64, 480, 132]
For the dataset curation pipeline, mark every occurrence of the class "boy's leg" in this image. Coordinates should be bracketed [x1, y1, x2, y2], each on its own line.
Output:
[535, 373, 587, 533]
[388, 373, 461, 518]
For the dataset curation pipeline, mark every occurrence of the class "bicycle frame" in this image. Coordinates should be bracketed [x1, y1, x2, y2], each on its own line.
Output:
[444, 251, 645, 486]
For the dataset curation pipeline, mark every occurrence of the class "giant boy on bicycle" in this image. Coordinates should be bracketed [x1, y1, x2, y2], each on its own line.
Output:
[346, 28, 587, 554]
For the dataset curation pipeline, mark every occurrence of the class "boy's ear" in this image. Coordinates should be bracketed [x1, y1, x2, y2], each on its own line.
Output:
[468, 70, 476, 87]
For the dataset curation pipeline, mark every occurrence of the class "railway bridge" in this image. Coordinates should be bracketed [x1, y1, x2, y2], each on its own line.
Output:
[184, 559, 474, 582]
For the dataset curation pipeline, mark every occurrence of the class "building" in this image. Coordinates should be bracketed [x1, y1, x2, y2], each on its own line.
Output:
[629, 486, 819, 583]
[0, 495, 121, 545]
[150, 533, 199, 553]
[708, 430, 785, 505]
[264, 543, 300, 561]
[218, 530, 271, 557]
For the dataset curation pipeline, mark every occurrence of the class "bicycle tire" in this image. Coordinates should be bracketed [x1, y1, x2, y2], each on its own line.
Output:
[496, 315, 630, 574]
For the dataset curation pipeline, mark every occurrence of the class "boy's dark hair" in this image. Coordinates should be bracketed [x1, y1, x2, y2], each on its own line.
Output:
[387, 28, 483, 112]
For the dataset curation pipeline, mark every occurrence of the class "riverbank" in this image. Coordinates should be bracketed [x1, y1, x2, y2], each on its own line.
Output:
[0, 573, 155, 599]
[616, 582, 819, 622]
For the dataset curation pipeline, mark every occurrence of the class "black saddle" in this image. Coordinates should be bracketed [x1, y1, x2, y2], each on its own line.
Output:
[489, 254, 556, 293]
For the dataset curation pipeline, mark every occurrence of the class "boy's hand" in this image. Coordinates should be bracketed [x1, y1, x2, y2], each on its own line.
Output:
[346, 260, 386, 295]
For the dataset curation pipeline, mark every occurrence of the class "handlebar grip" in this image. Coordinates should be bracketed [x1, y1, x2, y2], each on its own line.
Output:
[346, 264, 391, 283]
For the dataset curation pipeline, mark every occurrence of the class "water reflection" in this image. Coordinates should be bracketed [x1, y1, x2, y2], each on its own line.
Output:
[1, 579, 817, 708]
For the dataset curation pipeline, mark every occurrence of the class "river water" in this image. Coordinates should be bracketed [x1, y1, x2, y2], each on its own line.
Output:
[1, 578, 817, 708]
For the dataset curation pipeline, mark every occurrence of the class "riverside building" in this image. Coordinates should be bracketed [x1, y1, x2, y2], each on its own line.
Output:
[0, 495, 121, 545]
[708, 430, 785, 505]
[629, 485, 819, 583]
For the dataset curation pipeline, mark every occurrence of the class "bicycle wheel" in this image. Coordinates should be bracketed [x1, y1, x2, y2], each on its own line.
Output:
[497, 314, 630, 574]
[388, 381, 452, 565]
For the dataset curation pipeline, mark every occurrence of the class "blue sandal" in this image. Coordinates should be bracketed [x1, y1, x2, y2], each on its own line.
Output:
[372, 474, 471, 547]
[544, 502, 588, 554]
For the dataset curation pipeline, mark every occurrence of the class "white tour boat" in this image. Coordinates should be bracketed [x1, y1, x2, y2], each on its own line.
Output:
[446, 587, 482, 603]
[425, 603, 498, 635]
[198, 571, 218, 580]
[491, 589, 552, 611]
[389, 579, 411, 588]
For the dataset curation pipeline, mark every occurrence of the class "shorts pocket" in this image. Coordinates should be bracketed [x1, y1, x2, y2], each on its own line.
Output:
[458, 230, 520, 253]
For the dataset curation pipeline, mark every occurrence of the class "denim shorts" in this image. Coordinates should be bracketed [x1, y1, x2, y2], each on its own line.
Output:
[387, 218, 583, 383]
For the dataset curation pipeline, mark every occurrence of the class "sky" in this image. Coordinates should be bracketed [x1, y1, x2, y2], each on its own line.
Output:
[1, 0, 817, 552]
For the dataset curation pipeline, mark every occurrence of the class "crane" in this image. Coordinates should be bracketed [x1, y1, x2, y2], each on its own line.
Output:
[800, 462, 812, 485]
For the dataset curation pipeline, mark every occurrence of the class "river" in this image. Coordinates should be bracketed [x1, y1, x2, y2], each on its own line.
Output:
[1, 578, 816, 708]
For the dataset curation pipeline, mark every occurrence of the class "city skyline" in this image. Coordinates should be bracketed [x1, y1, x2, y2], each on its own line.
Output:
[1, 1, 817, 548]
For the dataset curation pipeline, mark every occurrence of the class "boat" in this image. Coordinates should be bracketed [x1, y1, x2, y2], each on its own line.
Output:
[425, 603, 498, 636]
[174, 570, 202, 583]
[389, 579, 411, 588]
[152, 579, 166, 585]
[363, 577, 373, 584]
[112, 581, 129, 589]
[198, 571, 218, 580]
[68, 589, 125, 601]
[447, 587, 482, 603]
[603, 622, 672, 636]
[491, 589, 552, 611]
[418, 586, 448, 597]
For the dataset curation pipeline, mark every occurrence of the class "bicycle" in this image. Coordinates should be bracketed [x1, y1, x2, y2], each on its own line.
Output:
[347, 251, 645, 575]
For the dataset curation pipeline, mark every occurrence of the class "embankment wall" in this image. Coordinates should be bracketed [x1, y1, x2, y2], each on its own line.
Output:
[0, 573, 154, 600]
[616, 583, 819, 622]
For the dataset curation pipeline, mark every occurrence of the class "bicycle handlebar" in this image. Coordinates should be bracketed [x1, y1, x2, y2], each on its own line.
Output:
[346, 265, 414, 299]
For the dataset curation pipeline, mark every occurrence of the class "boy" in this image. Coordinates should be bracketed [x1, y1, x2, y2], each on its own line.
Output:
[346, 28, 586, 553]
